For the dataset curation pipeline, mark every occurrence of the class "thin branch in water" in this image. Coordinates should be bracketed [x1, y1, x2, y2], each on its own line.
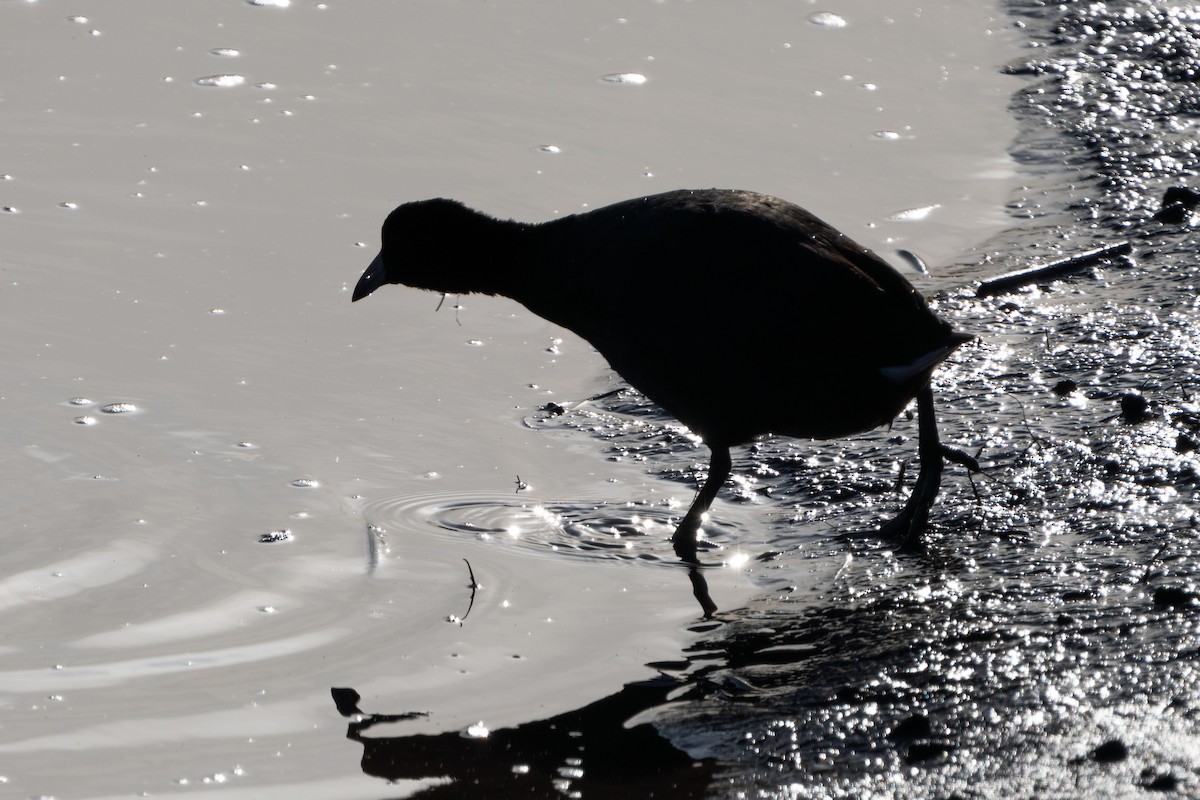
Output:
[458, 558, 478, 624]
[976, 241, 1133, 297]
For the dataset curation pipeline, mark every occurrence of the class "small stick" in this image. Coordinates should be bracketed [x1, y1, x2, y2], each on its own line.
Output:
[976, 241, 1133, 297]
[459, 558, 478, 623]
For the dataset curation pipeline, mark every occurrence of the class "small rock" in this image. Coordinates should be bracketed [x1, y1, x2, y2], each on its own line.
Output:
[1090, 738, 1129, 763]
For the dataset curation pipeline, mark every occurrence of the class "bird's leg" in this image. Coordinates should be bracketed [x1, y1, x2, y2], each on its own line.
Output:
[880, 385, 944, 550]
[671, 446, 731, 618]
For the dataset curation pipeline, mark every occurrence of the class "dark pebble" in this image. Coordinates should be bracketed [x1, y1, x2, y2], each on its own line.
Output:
[1053, 379, 1079, 396]
[1090, 738, 1129, 763]
[1153, 586, 1198, 608]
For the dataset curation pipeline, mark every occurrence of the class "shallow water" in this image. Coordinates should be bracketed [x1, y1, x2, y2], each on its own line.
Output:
[646, 2, 1200, 797]
[0, 1, 1023, 797]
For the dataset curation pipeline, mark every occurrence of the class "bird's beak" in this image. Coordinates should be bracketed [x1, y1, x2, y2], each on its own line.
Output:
[352, 253, 386, 302]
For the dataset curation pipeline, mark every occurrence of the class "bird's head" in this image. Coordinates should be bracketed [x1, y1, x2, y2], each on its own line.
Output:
[352, 198, 514, 301]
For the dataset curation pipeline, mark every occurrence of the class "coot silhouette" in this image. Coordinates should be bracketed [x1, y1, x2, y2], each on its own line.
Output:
[353, 189, 971, 616]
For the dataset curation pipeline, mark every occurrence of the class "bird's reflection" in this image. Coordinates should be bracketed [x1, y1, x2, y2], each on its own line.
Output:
[331, 677, 714, 798]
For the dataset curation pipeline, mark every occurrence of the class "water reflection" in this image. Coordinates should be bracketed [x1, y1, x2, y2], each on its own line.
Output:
[331, 679, 714, 798]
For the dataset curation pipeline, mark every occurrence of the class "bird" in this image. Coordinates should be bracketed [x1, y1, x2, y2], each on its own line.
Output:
[352, 188, 972, 616]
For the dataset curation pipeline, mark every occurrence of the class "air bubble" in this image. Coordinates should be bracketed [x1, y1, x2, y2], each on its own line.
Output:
[808, 11, 847, 27]
[247, 0, 290, 6]
[210, 48, 240, 57]
[74, 416, 97, 425]
[290, 478, 319, 488]
[69, 397, 92, 406]
[887, 204, 942, 222]
[195, 75, 246, 88]
[600, 73, 647, 85]
[101, 403, 137, 414]
[258, 530, 293, 544]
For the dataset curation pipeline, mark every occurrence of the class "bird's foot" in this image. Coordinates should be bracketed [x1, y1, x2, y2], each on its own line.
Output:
[880, 503, 931, 554]
[671, 511, 719, 617]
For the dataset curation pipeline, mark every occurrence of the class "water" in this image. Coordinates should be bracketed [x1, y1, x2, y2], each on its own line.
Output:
[0, 0, 1062, 797]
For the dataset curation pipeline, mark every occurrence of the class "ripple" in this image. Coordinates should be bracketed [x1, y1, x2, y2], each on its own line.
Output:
[195, 75, 246, 88]
[359, 490, 740, 566]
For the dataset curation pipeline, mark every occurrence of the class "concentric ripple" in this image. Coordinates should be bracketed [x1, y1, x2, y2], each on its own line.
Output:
[360, 490, 744, 566]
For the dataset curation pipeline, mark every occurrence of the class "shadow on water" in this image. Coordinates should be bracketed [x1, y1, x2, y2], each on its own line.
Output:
[332, 2, 1200, 796]
[330, 679, 715, 799]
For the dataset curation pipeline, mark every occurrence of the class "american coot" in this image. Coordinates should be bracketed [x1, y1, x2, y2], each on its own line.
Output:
[353, 189, 971, 616]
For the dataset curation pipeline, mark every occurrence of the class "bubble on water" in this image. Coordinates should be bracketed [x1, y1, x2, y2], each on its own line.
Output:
[538, 145, 561, 154]
[600, 72, 647, 85]
[290, 478, 319, 488]
[210, 48, 240, 57]
[464, 721, 489, 739]
[101, 402, 137, 414]
[887, 204, 941, 222]
[69, 397, 92, 406]
[58, 201, 79, 209]
[248, 0, 290, 6]
[808, 11, 847, 27]
[67, 15, 88, 23]
[255, 82, 277, 90]
[210, 308, 225, 315]
[873, 130, 901, 140]
[195, 74, 245, 88]
[235, 441, 256, 448]
[258, 530, 293, 544]
[74, 416, 97, 425]
[3, 206, 19, 214]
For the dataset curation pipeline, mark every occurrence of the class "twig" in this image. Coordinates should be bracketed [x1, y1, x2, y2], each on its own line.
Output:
[976, 241, 1133, 297]
[459, 558, 478, 624]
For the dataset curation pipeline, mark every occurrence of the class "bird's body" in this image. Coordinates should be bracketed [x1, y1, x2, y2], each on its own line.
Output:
[354, 189, 971, 615]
